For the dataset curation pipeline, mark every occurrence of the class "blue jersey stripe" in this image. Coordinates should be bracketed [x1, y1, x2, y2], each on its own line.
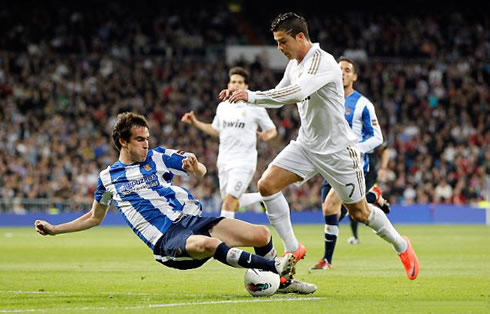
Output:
[344, 91, 362, 128]
[114, 199, 153, 249]
[361, 106, 374, 141]
[109, 163, 171, 244]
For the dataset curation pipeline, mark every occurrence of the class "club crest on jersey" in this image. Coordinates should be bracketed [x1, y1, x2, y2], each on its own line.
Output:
[346, 108, 351, 114]
[144, 164, 151, 171]
[372, 119, 378, 126]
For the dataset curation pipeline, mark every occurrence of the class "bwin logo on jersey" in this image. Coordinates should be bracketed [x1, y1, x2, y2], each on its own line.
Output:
[223, 120, 245, 128]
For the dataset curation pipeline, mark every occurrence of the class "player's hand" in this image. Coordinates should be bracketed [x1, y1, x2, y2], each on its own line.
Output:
[219, 87, 240, 101]
[219, 89, 232, 101]
[256, 130, 267, 141]
[34, 220, 56, 236]
[182, 153, 199, 173]
[181, 111, 197, 125]
[228, 89, 248, 103]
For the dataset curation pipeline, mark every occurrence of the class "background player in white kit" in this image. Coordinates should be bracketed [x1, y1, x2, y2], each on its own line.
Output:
[182, 67, 277, 219]
[221, 12, 419, 280]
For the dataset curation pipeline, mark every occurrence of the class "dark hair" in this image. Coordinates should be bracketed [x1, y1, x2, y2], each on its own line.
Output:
[112, 112, 149, 151]
[270, 12, 310, 40]
[338, 56, 358, 74]
[229, 66, 249, 84]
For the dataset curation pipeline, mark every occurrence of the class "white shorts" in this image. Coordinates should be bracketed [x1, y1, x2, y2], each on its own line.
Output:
[218, 167, 255, 199]
[270, 140, 366, 204]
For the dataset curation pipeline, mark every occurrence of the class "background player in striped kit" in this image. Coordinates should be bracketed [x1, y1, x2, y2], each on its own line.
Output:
[34, 112, 296, 284]
[221, 12, 419, 281]
[181, 66, 277, 219]
[311, 57, 391, 270]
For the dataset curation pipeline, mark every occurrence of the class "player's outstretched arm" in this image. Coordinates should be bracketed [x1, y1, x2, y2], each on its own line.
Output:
[34, 200, 109, 236]
[257, 128, 277, 141]
[181, 111, 219, 137]
[182, 153, 207, 177]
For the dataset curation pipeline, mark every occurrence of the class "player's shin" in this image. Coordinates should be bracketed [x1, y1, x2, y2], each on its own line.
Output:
[261, 192, 299, 252]
[239, 192, 262, 208]
[213, 242, 278, 273]
[365, 204, 407, 253]
[254, 236, 277, 259]
[323, 214, 339, 264]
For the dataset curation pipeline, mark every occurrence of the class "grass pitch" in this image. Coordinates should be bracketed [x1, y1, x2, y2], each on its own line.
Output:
[0, 224, 488, 313]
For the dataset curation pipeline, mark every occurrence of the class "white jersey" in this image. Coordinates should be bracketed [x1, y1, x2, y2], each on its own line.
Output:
[211, 100, 275, 171]
[247, 43, 357, 154]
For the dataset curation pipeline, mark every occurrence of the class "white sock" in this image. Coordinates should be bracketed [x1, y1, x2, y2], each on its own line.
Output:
[366, 204, 408, 253]
[220, 210, 235, 219]
[238, 192, 262, 208]
[261, 192, 299, 252]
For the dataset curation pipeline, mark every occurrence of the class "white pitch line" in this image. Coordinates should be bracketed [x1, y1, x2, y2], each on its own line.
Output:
[0, 297, 326, 313]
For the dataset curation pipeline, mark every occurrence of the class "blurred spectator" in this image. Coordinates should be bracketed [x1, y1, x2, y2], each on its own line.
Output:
[0, 1, 488, 212]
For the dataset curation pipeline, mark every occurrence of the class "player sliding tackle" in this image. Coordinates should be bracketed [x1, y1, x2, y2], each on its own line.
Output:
[220, 12, 419, 280]
[34, 112, 297, 288]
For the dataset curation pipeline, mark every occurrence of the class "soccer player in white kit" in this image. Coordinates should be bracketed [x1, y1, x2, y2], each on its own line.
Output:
[182, 67, 277, 219]
[221, 12, 419, 281]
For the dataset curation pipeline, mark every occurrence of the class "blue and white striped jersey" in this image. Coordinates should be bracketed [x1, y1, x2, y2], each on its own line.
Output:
[93, 147, 201, 250]
[344, 90, 383, 172]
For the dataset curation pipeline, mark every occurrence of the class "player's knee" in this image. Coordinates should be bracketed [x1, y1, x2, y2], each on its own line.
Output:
[190, 237, 221, 255]
[322, 201, 339, 215]
[252, 225, 271, 247]
[349, 208, 368, 223]
[258, 178, 276, 196]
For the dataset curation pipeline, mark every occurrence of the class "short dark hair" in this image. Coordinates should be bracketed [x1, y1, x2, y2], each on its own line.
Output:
[229, 66, 249, 84]
[338, 56, 358, 74]
[271, 12, 310, 40]
[112, 112, 149, 151]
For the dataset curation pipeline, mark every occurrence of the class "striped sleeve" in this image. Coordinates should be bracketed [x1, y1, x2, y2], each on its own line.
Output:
[93, 169, 113, 206]
[160, 148, 188, 175]
[248, 51, 337, 106]
[356, 100, 383, 154]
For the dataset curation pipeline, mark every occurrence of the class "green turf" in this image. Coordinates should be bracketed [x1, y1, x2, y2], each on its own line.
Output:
[0, 225, 489, 313]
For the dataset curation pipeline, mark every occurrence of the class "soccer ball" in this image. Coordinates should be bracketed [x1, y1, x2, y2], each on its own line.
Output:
[244, 268, 280, 297]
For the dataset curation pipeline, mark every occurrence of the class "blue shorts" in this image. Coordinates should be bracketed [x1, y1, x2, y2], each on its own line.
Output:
[153, 215, 224, 270]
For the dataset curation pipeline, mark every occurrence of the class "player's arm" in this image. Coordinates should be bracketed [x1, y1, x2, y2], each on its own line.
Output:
[219, 66, 291, 109]
[160, 148, 207, 178]
[181, 111, 219, 137]
[377, 147, 391, 182]
[34, 200, 109, 236]
[256, 108, 278, 141]
[356, 102, 383, 154]
[182, 153, 207, 177]
[226, 61, 335, 106]
[257, 128, 277, 141]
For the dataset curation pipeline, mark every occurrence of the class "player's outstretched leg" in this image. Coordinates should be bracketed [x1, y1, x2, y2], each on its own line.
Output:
[398, 236, 419, 280]
[347, 202, 419, 280]
[213, 241, 296, 278]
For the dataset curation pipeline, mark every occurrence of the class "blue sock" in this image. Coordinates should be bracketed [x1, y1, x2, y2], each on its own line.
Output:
[350, 216, 359, 239]
[366, 191, 377, 203]
[254, 237, 276, 259]
[323, 214, 339, 264]
[214, 242, 277, 273]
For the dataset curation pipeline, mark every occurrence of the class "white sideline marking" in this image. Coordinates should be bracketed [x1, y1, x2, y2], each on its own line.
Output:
[0, 297, 326, 313]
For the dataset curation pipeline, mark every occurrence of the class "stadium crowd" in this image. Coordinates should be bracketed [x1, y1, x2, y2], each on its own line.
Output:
[0, 2, 488, 212]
